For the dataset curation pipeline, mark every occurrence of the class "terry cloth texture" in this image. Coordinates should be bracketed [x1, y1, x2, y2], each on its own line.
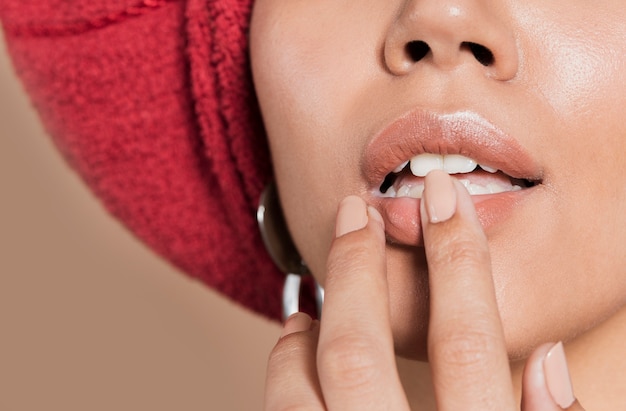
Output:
[0, 0, 314, 320]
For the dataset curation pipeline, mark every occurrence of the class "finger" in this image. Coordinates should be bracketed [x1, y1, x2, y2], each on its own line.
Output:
[421, 170, 515, 410]
[317, 196, 409, 410]
[281, 311, 314, 338]
[264, 313, 325, 411]
[522, 342, 584, 411]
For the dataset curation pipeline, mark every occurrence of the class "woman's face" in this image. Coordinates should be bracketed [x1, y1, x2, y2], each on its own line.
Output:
[250, 0, 626, 359]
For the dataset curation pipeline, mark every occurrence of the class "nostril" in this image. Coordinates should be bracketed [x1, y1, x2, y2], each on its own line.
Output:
[405, 40, 430, 62]
[462, 42, 494, 66]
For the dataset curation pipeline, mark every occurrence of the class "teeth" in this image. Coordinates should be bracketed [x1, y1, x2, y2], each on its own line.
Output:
[393, 160, 409, 173]
[393, 154, 500, 177]
[409, 154, 479, 177]
[397, 185, 411, 197]
[457, 179, 522, 195]
[443, 154, 477, 174]
[394, 183, 423, 198]
[382, 153, 515, 198]
[409, 153, 443, 177]
[392, 180, 521, 199]
[479, 164, 498, 173]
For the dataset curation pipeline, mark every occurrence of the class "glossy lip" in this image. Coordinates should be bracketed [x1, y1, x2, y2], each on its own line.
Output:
[363, 109, 543, 246]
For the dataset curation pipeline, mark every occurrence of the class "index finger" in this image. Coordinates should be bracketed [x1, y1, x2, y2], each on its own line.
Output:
[421, 170, 515, 411]
[317, 196, 409, 411]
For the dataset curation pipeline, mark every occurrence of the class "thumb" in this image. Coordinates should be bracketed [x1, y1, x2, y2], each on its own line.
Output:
[521, 342, 585, 411]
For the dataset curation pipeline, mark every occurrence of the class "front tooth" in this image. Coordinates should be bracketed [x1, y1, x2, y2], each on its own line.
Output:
[393, 160, 409, 173]
[443, 154, 477, 174]
[480, 164, 498, 173]
[409, 153, 443, 177]
[410, 154, 480, 176]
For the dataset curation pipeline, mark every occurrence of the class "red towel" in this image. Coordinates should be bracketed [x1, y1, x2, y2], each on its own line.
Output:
[0, 0, 301, 320]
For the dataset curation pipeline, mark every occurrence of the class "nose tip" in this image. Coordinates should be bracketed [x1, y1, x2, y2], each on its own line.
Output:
[384, 0, 519, 81]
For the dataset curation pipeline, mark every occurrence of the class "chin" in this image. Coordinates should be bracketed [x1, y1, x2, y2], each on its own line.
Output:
[382, 243, 558, 363]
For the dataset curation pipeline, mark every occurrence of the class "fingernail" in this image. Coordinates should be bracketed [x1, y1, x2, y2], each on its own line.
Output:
[544, 342, 575, 408]
[336, 196, 368, 237]
[423, 170, 457, 223]
[367, 205, 384, 226]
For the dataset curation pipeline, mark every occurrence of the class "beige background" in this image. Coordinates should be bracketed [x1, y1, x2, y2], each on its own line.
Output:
[0, 31, 281, 410]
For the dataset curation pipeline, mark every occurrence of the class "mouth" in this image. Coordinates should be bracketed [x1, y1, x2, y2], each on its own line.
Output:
[363, 110, 543, 245]
[377, 153, 539, 199]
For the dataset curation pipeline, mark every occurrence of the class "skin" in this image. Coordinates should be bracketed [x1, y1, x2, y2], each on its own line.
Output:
[249, 0, 626, 408]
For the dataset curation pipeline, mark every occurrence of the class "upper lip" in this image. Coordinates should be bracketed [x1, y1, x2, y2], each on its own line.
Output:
[362, 109, 543, 190]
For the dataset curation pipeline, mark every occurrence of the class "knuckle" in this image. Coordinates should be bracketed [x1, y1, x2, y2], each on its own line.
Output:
[430, 234, 490, 269]
[326, 238, 378, 284]
[431, 327, 501, 374]
[318, 334, 383, 390]
[267, 333, 310, 374]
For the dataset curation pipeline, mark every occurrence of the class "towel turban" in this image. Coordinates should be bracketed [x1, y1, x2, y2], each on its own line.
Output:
[0, 0, 302, 320]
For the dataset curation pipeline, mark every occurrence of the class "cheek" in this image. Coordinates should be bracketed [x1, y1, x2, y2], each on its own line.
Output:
[509, 0, 626, 314]
[516, 3, 626, 123]
[250, 1, 393, 278]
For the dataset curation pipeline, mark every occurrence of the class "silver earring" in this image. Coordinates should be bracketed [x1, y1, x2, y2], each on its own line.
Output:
[283, 273, 325, 322]
[257, 183, 324, 321]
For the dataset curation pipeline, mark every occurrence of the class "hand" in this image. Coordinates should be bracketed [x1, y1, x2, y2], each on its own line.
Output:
[264, 170, 585, 410]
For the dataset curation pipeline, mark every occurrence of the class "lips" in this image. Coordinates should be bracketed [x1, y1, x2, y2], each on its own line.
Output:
[363, 110, 543, 245]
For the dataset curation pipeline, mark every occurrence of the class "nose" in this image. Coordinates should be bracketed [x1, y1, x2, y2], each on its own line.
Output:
[383, 0, 519, 80]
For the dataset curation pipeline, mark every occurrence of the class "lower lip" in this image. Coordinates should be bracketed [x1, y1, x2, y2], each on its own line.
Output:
[372, 188, 535, 246]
